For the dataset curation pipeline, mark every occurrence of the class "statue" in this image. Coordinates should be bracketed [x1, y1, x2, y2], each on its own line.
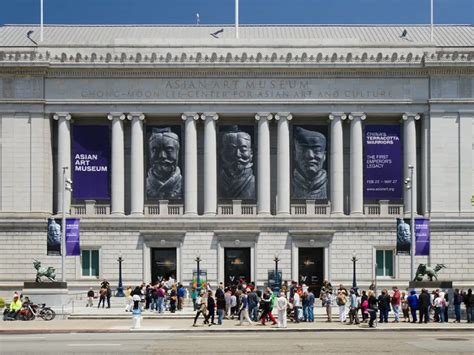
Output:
[414, 263, 447, 282]
[146, 128, 183, 199]
[219, 126, 255, 199]
[33, 260, 56, 282]
[293, 127, 327, 199]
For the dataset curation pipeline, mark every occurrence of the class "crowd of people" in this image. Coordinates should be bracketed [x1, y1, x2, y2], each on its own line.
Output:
[83, 278, 474, 328]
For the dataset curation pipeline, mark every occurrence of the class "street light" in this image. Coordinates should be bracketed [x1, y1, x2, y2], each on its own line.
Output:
[61, 167, 72, 283]
[195, 254, 202, 293]
[273, 254, 281, 292]
[405, 165, 415, 281]
[116, 256, 125, 297]
[351, 251, 358, 290]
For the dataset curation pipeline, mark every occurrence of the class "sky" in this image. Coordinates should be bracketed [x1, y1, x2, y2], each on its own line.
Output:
[0, 0, 473, 26]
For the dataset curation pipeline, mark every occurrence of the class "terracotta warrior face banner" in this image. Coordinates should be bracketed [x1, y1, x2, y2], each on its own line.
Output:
[364, 125, 402, 200]
[218, 125, 256, 200]
[292, 125, 328, 200]
[145, 126, 183, 200]
[72, 125, 111, 200]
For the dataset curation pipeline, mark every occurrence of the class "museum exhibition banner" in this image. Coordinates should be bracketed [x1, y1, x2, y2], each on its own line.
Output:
[72, 125, 110, 199]
[47, 218, 62, 256]
[292, 125, 328, 200]
[415, 218, 430, 256]
[65, 218, 80, 256]
[145, 126, 182, 200]
[364, 125, 402, 200]
[396, 218, 411, 255]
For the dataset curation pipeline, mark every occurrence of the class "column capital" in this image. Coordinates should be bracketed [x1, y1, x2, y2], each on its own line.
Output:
[53, 112, 71, 121]
[255, 112, 273, 121]
[348, 113, 366, 121]
[107, 112, 126, 121]
[402, 112, 421, 121]
[274, 112, 293, 121]
[329, 112, 347, 121]
[200, 112, 219, 121]
[127, 112, 145, 121]
[181, 112, 200, 121]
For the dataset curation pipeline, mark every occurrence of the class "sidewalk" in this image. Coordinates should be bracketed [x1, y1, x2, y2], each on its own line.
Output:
[1, 317, 473, 334]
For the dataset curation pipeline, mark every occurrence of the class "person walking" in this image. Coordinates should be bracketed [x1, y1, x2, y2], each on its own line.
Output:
[191, 287, 198, 311]
[336, 289, 347, 323]
[192, 290, 207, 327]
[418, 288, 431, 323]
[377, 289, 390, 323]
[348, 288, 360, 325]
[407, 290, 418, 323]
[391, 287, 401, 323]
[276, 291, 288, 328]
[239, 289, 253, 326]
[367, 290, 378, 327]
[205, 290, 216, 325]
[260, 288, 277, 325]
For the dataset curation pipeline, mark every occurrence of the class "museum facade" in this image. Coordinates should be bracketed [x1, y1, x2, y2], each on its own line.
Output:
[0, 24, 473, 291]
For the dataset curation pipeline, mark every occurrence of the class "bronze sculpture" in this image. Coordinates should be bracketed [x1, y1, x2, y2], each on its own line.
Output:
[413, 263, 446, 282]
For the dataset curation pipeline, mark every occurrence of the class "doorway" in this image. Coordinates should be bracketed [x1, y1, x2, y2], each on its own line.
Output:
[298, 247, 324, 296]
[151, 248, 177, 284]
[224, 248, 251, 287]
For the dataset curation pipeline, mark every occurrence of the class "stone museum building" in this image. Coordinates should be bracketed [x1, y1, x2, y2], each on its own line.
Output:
[0, 24, 473, 292]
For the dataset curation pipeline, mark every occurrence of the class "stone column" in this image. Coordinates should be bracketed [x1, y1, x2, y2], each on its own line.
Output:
[275, 112, 293, 216]
[201, 112, 219, 215]
[348, 113, 366, 215]
[53, 112, 72, 214]
[421, 113, 429, 216]
[127, 112, 145, 215]
[329, 112, 346, 215]
[181, 113, 199, 215]
[255, 113, 273, 215]
[403, 113, 420, 215]
[107, 113, 126, 215]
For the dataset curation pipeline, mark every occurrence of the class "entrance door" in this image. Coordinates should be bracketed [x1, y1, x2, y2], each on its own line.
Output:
[151, 248, 177, 283]
[298, 248, 324, 296]
[224, 248, 251, 287]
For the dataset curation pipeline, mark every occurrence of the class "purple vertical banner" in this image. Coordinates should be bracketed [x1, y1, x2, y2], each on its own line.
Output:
[364, 125, 402, 200]
[66, 218, 80, 256]
[415, 218, 430, 256]
[72, 125, 110, 199]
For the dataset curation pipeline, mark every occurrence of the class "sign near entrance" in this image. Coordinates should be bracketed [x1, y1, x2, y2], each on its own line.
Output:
[224, 248, 251, 287]
[298, 248, 324, 296]
[364, 125, 403, 200]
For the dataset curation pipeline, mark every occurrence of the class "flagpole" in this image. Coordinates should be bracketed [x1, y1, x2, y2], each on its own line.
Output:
[235, 0, 239, 39]
[40, 0, 44, 42]
[430, 0, 434, 42]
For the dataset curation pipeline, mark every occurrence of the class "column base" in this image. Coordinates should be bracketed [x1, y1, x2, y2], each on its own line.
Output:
[350, 211, 364, 216]
[277, 212, 291, 217]
[130, 212, 144, 216]
[257, 211, 272, 216]
[184, 212, 198, 217]
[111, 212, 125, 216]
[330, 211, 345, 216]
[203, 212, 216, 216]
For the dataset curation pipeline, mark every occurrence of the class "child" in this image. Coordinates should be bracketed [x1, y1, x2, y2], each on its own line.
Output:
[86, 287, 94, 307]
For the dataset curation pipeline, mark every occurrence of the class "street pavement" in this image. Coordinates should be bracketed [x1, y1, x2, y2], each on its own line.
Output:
[1, 330, 474, 354]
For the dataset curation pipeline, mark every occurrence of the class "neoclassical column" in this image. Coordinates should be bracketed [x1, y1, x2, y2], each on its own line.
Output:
[403, 112, 420, 215]
[329, 112, 346, 215]
[107, 112, 126, 215]
[255, 113, 273, 215]
[201, 112, 219, 215]
[181, 113, 199, 215]
[53, 112, 72, 214]
[348, 112, 366, 215]
[275, 112, 293, 216]
[127, 112, 145, 215]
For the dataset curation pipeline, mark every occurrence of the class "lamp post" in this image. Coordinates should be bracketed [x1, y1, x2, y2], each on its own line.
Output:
[351, 252, 358, 290]
[195, 255, 201, 293]
[116, 256, 125, 297]
[405, 165, 415, 281]
[274, 254, 281, 292]
[61, 167, 73, 283]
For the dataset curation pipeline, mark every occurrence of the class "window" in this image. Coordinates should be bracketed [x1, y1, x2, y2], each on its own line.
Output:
[376, 249, 394, 277]
[81, 250, 99, 277]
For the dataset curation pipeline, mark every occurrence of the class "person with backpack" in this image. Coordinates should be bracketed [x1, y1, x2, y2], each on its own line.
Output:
[336, 289, 348, 323]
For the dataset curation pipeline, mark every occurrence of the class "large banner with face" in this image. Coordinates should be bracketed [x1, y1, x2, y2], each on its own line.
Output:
[396, 218, 411, 255]
[364, 125, 402, 200]
[292, 125, 328, 200]
[415, 218, 430, 256]
[145, 126, 183, 200]
[47, 218, 62, 256]
[218, 125, 255, 200]
[72, 125, 110, 200]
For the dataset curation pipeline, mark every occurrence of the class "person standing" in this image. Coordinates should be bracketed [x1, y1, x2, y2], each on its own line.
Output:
[191, 287, 198, 311]
[169, 284, 177, 313]
[248, 288, 259, 322]
[260, 288, 277, 325]
[322, 289, 333, 322]
[205, 290, 216, 325]
[100, 279, 111, 309]
[336, 289, 347, 323]
[367, 290, 378, 328]
[239, 289, 253, 326]
[468, 289, 474, 323]
[348, 288, 360, 325]
[216, 285, 226, 325]
[418, 288, 431, 323]
[124, 286, 133, 312]
[434, 291, 446, 323]
[377, 289, 390, 323]
[97, 285, 107, 308]
[177, 284, 186, 311]
[391, 287, 401, 323]
[86, 287, 94, 307]
[407, 290, 418, 323]
[276, 292, 288, 328]
[401, 291, 410, 322]
[453, 289, 463, 323]
[293, 288, 302, 323]
[360, 290, 368, 322]
[306, 289, 315, 322]
[224, 287, 232, 318]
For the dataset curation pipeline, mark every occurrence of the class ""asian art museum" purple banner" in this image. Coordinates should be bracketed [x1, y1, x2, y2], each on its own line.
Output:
[72, 125, 110, 200]
[364, 125, 402, 200]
